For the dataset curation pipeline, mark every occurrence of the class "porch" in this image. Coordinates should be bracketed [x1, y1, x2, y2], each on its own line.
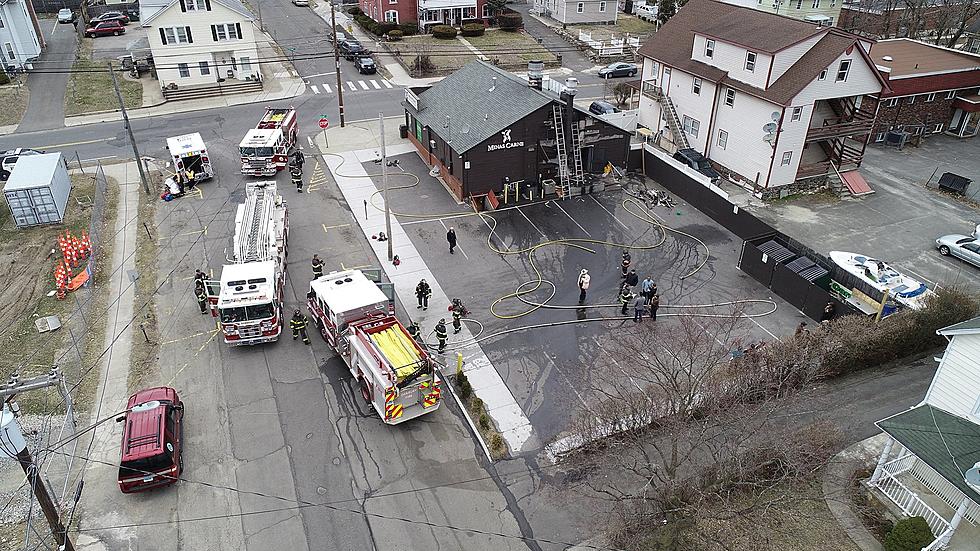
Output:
[797, 96, 874, 179]
[948, 96, 980, 139]
[418, 0, 477, 27]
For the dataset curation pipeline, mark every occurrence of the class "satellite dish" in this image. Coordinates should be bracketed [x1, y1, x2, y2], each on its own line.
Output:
[763, 122, 777, 133]
[771, 111, 781, 121]
[763, 133, 776, 143]
[966, 465, 980, 486]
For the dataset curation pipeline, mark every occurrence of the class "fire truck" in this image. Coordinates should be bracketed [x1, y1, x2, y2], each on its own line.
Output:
[239, 107, 298, 176]
[205, 181, 289, 345]
[307, 270, 442, 424]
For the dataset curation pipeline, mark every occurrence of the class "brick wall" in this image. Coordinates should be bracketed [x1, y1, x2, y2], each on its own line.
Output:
[839, 5, 976, 39]
[867, 88, 980, 138]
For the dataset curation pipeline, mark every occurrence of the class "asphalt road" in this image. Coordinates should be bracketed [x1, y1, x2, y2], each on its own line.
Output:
[18, 18, 77, 132]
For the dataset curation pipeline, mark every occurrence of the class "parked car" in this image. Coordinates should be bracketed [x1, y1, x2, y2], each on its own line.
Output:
[1, 148, 44, 181]
[57, 9, 77, 23]
[116, 386, 184, 494]
[598, 62, 638, 79]
[328, 31, 346, 42]
[340, 39, 367, 60]
[673, 148, 721, 182]
[355, 57, 376, 74]
[589, 100, 620, 115]
[85, 20, 126, 37]
[936, 234, 980, 268]
[292, 0, 310, 5]
[91, 11, 130, 24]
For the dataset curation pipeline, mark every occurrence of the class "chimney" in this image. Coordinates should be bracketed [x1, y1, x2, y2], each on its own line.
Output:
[563, 77, 579, 108]
[528, 60, 544, 90]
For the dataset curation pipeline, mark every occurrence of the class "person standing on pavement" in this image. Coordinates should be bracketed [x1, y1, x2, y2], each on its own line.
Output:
[311, 254, 324, 279]
[619, 284, 633, 316]
[291, 165, 303, 193]
[649, 293, 660, 320]
[290, 310, 311, 344]
[435, 319, 448, 353]
[447, 227, 457, 254]
[640, 277, 654, 304]
[452, 308, 462, 334]
[625, 268, 639, 289]
[293, 150, 305, 172]
[416, 279, 431, 310]
[195, 283, 209, 314]
[577, 269, 591, 303]
[407, 321, 422, 346]
[621, 250, 632, 278]
[632, 294, 646, 323]
[195, 269, 207, 288]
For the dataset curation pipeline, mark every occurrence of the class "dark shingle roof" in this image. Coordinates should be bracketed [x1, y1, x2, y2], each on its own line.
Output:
[406, 61, 552, 154]
[939, 316, 980, 336]
[698, 6, 822, 53]
[877, 405, 980, 506]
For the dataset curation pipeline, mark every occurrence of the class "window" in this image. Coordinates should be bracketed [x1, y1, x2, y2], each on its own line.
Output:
[818, 68, 827, 81]
[886, 98, 898, 107]
[908, 95, 916, 104]
[791, 106, 803, 121]
[185, 0, 200, 10]
[178, 63, 190, 77]
[664, 67, 671, 76]
[682, 115, 700, 137]
[212, 23, 241, 41]
[199, 61, 210, 75]
[718, 129, 728, 149]
[599, 1, 607, 11]
[745, 52, 756, 72]
[163, 26, 193, 45]
[836, 59, 851, 82]
[811, 0, 820, 7]
[926, 92, 936, 102]
[705, 39, 715, 58]
[482, 3, 491, 17]
[389, 0, 397, 4]
[796, 0, 802, 7]
[577, 2, 584, 12]
[725, 87, 736, 107]
[780, 151, 793, 166]
[384, 10, 398, 22]
[692, 77, 702, 95]
[947, 90, 957, 99]
[830, 0, 835, 5]
[874, 132, 885, 143]
[463, 6, 475, 17]
[933, 123, 944, 133]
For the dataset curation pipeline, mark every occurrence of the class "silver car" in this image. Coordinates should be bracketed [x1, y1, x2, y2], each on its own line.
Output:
[936, 234, 980, 268]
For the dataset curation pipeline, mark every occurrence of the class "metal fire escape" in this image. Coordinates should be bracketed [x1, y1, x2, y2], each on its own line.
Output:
[644, 83, 690, 149]
[552, 104, 585, 198]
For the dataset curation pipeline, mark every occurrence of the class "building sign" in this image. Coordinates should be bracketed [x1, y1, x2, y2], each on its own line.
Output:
[405, 89, 420, 111]
[487, 129, 525, 152]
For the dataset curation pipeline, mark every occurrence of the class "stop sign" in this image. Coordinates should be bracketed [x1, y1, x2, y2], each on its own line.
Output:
[318, 118, 329, 129]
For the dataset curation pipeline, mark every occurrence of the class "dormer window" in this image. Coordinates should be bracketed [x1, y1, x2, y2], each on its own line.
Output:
[745, 51, 757, 72]
[705, 39, 715, 58]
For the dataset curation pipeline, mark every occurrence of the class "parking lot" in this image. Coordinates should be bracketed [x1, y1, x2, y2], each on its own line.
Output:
[359, 149, 804, 444]
[87, 21, 149, 61]
[754, 135, 980, 293]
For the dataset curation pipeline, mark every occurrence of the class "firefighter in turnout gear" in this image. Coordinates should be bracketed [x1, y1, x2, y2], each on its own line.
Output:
[311, 255, 324, 279]
[621, 250, 632, 278]
[452, 308, 462, 334]
[291, 165, 303, 192]
[407, 321, 422, 346]
[290, 309, 311, 344]
[619, 284, 633, 316]
[416, 279, 431, 310]
[435, 319, 448, 353]
[195, 284, 208, 314]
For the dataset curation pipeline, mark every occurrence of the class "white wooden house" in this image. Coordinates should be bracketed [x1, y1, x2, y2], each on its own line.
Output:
[144, 0, 261, 91]
[869, 316, 980, 550]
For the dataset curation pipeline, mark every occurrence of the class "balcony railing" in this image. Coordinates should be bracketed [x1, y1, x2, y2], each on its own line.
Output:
[641, 80, 661, 101]
[805, 117, 875, 142]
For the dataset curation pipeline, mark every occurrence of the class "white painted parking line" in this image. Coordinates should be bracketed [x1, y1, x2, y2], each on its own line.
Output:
[323, 83, 332, 93]
[589, 194, 631, 229]
[370, 80, 381, 89]
[310, 85, 320, 94]
[551, 200, 591, 237]
[358, 80, 369, 90]
[305, 71, 337, 78]
[517, 206, 548, 238]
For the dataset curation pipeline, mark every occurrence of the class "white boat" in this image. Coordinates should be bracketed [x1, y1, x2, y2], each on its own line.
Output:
[829, 251, 935, 310]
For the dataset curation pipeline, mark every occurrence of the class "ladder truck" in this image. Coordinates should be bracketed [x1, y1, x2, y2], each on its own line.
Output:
[205, 181, 289, 345]
[307, 270, 442, 424]
[239, 107, 298, 176]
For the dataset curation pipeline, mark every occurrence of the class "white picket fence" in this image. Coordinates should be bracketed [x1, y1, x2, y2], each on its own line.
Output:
[577, 30, 641, 57]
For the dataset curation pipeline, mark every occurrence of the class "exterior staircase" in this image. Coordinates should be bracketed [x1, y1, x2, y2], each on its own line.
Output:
[642, 83, 689, 149]
[163, 79, 263, 102]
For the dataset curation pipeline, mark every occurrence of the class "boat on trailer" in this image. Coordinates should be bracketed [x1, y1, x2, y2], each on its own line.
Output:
[829, 251, 935, 311]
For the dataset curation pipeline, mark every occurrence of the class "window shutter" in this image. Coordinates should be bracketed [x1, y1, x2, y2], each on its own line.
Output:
[186, 26, 193, 43]
[211, 24, 218, 41]
[179, 0, 186, 11]
[204, 0, 212, 9]
[159, 28, 168, 45]
[235, 23, 242, 39]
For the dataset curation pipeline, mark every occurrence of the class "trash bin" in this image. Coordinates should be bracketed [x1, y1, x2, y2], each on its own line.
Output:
[399, 124, 408, 139]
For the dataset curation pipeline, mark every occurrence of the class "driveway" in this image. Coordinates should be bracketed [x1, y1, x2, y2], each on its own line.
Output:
[753, 135, 980, 292]
[18, 18, 76, 132]
[88, 24, 150, 61]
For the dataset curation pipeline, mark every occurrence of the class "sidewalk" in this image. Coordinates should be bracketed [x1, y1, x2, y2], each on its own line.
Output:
[64, 32, 304, 127]
[314, 120, 535, 455]
[823, 435, 887, 551]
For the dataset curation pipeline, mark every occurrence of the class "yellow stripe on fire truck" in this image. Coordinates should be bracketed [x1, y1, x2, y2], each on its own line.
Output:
[385, 387, 398, 404]
[385, 403, 404, 420]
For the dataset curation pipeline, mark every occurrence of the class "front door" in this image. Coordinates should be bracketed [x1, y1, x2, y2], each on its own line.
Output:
[204, 279, 220, 316]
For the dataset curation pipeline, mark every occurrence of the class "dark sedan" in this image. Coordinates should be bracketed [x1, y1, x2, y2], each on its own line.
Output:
[598, 62, 638, 79]
[91, 11, 130, 24]
[355, 57, 376, 74]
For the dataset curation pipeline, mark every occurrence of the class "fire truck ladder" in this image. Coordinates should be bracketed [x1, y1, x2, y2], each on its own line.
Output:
[552, 104, 571, 198]
[236, 183, 276, 263]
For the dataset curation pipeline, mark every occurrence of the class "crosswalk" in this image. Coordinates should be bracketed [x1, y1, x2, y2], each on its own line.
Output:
[308, 78, 395, 95]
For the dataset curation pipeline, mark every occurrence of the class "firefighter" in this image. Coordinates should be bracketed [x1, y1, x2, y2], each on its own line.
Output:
[619, 284, 633, 316]
[293, 149, 305, 171]
[625, 268, 639, 288]
[290, 309, 311, 344]
[184, 168, 196, 189]
[620, 250, 631, 278]
[434, 319, 448, 353]
[311, 254, 324, 279]
[291, 165, 303, 193]
[194, 269, 207, 287]
[415, 279, 431, 310]
[452, 308, 462, 334]
[195, 284, 208, 314]
[406, 321, 422, 345]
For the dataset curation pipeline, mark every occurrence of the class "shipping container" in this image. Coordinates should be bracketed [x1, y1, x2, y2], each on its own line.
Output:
[2, 153, 72, 227]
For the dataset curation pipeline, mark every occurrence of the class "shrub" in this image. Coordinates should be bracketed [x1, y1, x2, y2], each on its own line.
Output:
[431, 24, 458, 39]
[471, 397, 484, 411]
[479, 412, 490, 429]
[0, 69, 9, 86]
[346, 6, 362, 15]
[884, 517, 934, 551]
[459, 378, 472, 399]
[376, 22, 399, 35]
[461, 23, 485, 37]
[355, 14, 379, 34]
[387, 29, 403, 40]
[399, 22, 419, 35]
[489, 433, 505, 455]
[497, 12, 523, 30]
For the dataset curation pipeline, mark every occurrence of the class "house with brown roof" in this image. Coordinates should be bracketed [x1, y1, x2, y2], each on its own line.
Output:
[636, 0, 889, 193]
[866, 38, 980, 141]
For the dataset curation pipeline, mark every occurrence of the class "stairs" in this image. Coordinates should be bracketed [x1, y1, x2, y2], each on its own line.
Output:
[647, 85, 689, 149]
[163, 79, 263, 102]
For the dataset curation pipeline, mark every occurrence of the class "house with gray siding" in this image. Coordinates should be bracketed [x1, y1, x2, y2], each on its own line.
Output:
[0, 0, 43, 70]
[532, 0, 618, 25]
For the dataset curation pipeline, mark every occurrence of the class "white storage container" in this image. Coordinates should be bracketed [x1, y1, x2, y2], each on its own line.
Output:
[3, 153, 72, 227]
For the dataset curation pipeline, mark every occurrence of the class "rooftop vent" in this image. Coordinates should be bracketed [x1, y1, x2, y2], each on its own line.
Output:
[882, 55, 893, 62]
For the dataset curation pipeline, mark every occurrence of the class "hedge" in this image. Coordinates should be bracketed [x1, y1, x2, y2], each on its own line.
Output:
[461, 23, 485, 37]
[884, 517, 934, 551]
[431, 24, 457, 39]
[388, 29, 403, 40]
[497, 12, 522, 30]
[399, 22, 419, 35]
[347, 6, 362, 15]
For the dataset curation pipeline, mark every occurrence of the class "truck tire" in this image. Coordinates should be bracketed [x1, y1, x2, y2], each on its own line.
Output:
[359, 378, 371, 402]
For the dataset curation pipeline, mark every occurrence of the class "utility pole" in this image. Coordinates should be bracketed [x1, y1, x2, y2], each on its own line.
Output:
[1, 406, 75, 551]
[331, 3, 346, 127]
[380, 114, 392, 261]
[108, 62, 151, 195]
[256, 0, 264, 32]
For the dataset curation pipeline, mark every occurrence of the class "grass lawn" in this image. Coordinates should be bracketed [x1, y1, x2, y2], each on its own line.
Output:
[391, 35, 476, 76]
[65, 40, 142, 116]
[574, 14, 657, 40]
[0, 84, 28, 127]
[466, 30, 557, 65]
